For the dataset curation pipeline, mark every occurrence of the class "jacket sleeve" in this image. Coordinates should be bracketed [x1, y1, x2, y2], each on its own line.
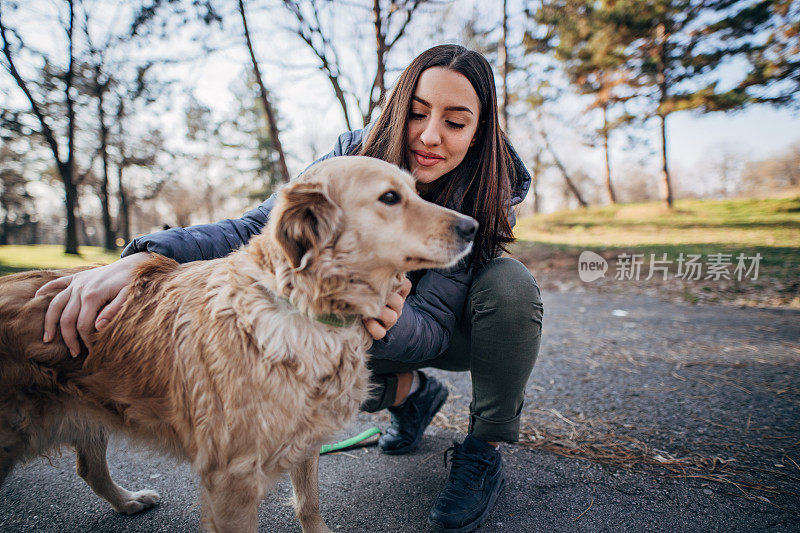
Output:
[120, 195, 277, 263]
[369, 262, 473, 363]
[310, 129, 362, 164]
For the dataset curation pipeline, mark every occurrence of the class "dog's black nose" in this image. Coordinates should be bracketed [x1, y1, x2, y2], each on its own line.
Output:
[455, 217, 478, 242]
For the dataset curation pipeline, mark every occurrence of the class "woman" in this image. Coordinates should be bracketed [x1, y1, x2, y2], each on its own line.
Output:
[39, 44, 543, 533]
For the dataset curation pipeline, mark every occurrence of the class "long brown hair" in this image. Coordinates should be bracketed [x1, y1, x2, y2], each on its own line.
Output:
[358, 44, 514, 271]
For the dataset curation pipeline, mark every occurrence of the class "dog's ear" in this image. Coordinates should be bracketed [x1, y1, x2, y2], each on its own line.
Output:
[273, 182, 342, 270]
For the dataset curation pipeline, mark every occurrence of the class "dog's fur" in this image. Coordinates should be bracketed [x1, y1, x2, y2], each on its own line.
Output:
[0, 156, 476, 532]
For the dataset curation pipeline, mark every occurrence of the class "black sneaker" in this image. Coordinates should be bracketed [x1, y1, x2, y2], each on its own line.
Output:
[428, 434, 505, 533]
[378, 372, 448, 455]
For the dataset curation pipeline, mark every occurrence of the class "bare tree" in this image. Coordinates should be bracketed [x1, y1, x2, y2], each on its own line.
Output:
[497, 0, 509, 132]
[282, 0, 426, 128]
[112, 98, 166, 244]
[0, 0, 81, 253]
[281, 0, 354, 129]
[740, 143, 800, 197]
[366, 0, 421, 124]
[239, 0, 290, 183]
[0, 140, 36, 245]
[81, 8, 118, 250]
[534, 112, 588, 208]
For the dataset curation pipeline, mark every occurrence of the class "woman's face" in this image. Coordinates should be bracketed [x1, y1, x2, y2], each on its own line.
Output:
[406, 67, 481, 189]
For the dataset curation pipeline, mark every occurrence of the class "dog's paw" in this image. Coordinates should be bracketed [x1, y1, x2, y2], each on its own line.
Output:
[303, 526, 333, 533]
[113, 489, 161, 514]
[300, 518, 333, 533]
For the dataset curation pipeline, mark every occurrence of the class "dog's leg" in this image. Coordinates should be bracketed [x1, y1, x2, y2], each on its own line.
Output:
[0, 452, 14, 488]
[0, 429, 28, 489]
[290, 453, 332, 533]
[74, 430, 160, 514]
[199, 486, 219, 533]
[200, 470, 270, 533]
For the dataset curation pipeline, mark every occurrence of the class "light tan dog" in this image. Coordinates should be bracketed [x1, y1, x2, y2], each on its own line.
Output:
[0, 156, 477, 532]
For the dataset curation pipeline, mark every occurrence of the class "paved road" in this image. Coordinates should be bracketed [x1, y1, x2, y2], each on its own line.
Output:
[2, 291, 798, 532]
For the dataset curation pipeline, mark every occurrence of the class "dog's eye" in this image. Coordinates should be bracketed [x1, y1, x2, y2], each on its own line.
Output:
[379, 191, 401, 205]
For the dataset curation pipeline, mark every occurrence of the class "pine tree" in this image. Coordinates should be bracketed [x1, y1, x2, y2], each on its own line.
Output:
[530, 0, 799, 209]
[611, 0, 798, 208]
[529, 0, 640, 204]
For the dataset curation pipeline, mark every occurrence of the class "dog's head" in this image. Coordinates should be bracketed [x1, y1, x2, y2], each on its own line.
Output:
[271, 156, 477, 276]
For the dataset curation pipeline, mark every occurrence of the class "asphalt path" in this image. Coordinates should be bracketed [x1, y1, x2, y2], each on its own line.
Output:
[1, 290, 798, 532]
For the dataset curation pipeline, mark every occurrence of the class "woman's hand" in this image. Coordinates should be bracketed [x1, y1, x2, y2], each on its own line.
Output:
[37, 252, 152, 357]
[364, 277, 412, 340]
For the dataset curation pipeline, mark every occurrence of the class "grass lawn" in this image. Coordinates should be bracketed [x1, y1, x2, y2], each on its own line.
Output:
[0, 245, 121, 276]
[513, 194, 800, 269]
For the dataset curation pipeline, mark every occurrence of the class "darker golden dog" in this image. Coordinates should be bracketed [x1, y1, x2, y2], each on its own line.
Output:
[0, 156, 477, 532]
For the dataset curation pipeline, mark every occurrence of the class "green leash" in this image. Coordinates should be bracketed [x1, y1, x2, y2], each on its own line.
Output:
[320, 427, 382, 455]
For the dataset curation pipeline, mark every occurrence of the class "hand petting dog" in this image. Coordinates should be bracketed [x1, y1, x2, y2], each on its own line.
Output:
[364, 276, 412, 340]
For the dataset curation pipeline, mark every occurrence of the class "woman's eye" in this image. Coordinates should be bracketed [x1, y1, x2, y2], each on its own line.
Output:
[379, 191, 401, 205]
[447, 121, 465, 129]
[410, 112, 426, 120]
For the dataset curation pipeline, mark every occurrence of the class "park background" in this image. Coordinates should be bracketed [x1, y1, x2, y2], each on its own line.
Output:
[0, 0, 798, 269]
[1, 2, 800, 531]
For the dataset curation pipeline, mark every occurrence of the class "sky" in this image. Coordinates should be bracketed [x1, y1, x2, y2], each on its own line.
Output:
[668, 107, 799, 165]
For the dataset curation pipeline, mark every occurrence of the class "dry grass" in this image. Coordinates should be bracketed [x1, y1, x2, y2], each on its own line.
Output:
[511, 243, 799, 308]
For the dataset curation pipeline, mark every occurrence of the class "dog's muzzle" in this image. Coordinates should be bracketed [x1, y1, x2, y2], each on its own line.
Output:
[454, 217, 478, 243]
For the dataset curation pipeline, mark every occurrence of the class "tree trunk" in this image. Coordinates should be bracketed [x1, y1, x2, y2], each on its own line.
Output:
[368, 0, 387, 125]
[498, 0, 509, 132]
[659, 113, 673, 208]
[239, 0, 291, 183]
[62, 162, 80, 253]
[602, 104, 617, 204]
[0, 214, 8, 245]
[116, 164, 130, 244]
[64, 0, 79, 254]
[537, 121, 588, 207]
[96, 74, 115, 250]
[655, 23, 673, 209]
[330, 75, 353, 131]
[114, 100, 131, 244]
[530, 149, 542, 214]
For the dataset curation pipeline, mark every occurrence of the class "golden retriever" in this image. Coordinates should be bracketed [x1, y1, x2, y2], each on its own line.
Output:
[0, 156, 477, 532]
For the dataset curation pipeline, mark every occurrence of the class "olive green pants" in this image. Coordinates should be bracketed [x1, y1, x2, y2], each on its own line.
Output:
[363, 257, 543, 443]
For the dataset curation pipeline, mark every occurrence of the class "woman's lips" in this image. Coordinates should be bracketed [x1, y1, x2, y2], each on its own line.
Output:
[413, 150, 444, 167]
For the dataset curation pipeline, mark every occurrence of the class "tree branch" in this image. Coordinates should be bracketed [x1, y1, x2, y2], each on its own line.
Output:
[239, 0, 290, 183]
[0, 7, 63, 165]
[386, 0, 421, 49]
[282, 0, 353, 129]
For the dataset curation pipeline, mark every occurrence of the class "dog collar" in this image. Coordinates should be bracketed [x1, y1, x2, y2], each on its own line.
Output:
[280, 297, 359, 328]
[314, 313, 359, 328]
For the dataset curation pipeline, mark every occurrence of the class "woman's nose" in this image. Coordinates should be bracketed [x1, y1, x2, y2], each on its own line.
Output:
[419, 121, 441, 146]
